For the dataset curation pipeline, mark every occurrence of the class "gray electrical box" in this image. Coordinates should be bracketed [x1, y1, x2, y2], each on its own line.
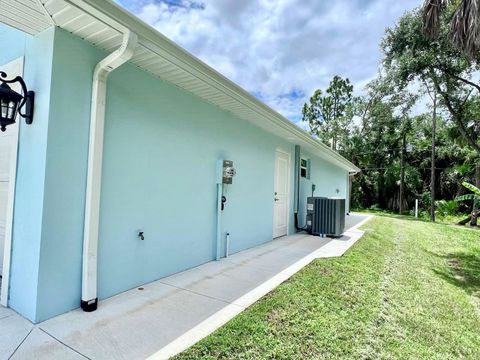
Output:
[306, 197, 345, 237]
[222, 160, 236, 184]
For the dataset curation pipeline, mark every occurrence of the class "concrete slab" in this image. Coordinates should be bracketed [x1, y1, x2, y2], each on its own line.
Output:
[40, 282, 236, 360]
[159, 234, 330, 307]
[0, 214, 372, 360]
[345, 213, 370, 230]
[9, 328, 85, 360]
[315, 229, 365, 258]
[160, 259, 276, 304]
[224, 235, 332, 275]
[0, 304, 14, 320]
[0, 311, 34, 359]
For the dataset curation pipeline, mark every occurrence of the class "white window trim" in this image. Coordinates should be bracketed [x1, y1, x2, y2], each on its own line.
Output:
[300, 157, 309, 179]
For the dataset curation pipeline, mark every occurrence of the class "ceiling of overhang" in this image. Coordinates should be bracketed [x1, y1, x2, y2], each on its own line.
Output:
[0, 0, 359, 172]
[1, 0, 52, 33]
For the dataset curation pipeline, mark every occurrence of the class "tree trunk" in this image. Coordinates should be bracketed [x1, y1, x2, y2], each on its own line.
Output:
[430, 92, 437, 222]
[399, 133, 406, 214]
[378, 172, 386, 209]
[470, 164, 480, 226]
[458, 215, 472, 225]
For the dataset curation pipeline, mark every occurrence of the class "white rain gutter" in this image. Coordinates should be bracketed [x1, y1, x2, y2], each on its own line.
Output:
[81, 30, 138, 312]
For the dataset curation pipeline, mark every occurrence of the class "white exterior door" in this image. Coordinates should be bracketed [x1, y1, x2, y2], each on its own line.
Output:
[0, 58, 22, 278]
[273, 150, 290, 238]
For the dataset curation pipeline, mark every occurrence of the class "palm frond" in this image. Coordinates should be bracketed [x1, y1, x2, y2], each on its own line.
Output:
[451, 0, 480, 57]
[455, 194, 478, 201]
[422, 0, 449, 38]
[462, 181, 480, 195]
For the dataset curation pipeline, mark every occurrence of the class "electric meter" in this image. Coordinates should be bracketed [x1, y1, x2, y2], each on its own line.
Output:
[222, 160, 236, 184]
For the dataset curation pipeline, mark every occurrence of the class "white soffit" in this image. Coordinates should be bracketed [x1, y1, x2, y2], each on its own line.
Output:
[0, 0, 360, 172]
[0, 0, 53, 34]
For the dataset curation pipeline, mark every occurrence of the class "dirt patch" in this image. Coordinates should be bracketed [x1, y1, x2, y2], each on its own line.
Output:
[317, 267, 331, 276]
[448, 258, 461, 270]
[447, 258, 467, 282]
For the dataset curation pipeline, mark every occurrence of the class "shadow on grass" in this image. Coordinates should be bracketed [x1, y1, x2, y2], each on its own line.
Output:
[431, 251, 480, 296]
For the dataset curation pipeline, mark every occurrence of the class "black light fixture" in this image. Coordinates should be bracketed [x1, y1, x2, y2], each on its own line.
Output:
[0, 71, 34, 132]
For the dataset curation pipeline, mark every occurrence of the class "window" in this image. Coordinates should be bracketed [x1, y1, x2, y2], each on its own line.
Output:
[300, 158, 309, 178]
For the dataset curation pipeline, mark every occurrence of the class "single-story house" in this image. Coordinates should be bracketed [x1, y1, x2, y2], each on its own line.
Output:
[0, 0, 359, 323]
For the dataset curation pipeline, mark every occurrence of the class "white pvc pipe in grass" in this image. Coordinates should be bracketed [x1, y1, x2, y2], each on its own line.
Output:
[226, 232, 230, 258]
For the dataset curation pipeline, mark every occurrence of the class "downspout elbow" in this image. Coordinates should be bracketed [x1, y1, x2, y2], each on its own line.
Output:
[81, 30, 138, 312]
[93, 30, 138, 82]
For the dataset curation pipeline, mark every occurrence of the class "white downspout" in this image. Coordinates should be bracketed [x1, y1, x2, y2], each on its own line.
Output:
[81, 30, 137, 312]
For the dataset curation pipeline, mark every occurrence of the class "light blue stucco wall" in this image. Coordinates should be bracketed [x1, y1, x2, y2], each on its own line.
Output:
[0, 24, 28, 63]
[0, 24, 56, 322]
[31, 28, 296, 318]
[98, 43, 296, 299]
[298, 150, 349, 228]
[2, 25, 350, 322]
[35, 29, 105, 321]
[37, 29, 296, 305]
[0, 25, 101, 322]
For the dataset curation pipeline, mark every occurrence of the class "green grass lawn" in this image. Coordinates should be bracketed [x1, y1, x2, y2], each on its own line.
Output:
[175, 215, 480, 359]
[352, 207, 478, 227]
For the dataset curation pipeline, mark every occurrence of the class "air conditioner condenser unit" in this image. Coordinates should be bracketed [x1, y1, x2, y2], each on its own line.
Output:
[306, 197, 345, 237]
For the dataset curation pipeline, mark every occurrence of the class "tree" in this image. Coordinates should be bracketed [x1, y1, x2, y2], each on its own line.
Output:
[302, 76, 354, 152]
[422, 0, 480, 57]
[382, 9, 480, 155]
[301, 10, 477, 220]
[382, 8, 480, 219]
[422, 79, 438, 222]
[421, 0, 480, 222]
[343, 76, 416, 211]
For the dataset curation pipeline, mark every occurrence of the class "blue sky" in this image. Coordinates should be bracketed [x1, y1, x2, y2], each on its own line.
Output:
[115, 0, 420, 126]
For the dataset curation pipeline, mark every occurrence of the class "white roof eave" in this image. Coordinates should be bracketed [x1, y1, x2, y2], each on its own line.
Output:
[0, 0, 360, 173]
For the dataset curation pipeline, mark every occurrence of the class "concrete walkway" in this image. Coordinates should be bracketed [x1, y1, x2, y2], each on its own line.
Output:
[0, 214, 372, 360]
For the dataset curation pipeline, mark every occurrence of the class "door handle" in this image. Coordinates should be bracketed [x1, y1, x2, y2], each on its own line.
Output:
[274, 198, 279, 201]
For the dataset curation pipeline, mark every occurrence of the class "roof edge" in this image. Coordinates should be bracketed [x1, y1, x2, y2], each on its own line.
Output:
[64, 0, 360, 173]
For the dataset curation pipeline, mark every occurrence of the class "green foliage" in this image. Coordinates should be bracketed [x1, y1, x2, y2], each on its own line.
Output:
[422, 191, 432, 211]
[456, 182, 480, 213]
[462, 181, 480, 196]
[382, 6, 480, 155]
[436, 199, 458, 216]
[457, 194, 478, 201]
[422, 0, 480, 57]
[302, 76, 354, 152]
[327, 6, 480, 214]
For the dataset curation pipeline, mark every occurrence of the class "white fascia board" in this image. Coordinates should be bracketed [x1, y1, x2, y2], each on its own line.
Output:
[64, 0, 360, 173]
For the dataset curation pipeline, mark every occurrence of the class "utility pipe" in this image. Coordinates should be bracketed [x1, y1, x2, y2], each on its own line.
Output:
[293, 145, 300, 231]
[81, 30, 138, 312]
[225, 232, 230, 258]
[215, 160, 223, 261]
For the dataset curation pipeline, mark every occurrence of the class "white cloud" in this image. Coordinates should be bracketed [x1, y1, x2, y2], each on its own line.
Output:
[116, 0, 420, 125]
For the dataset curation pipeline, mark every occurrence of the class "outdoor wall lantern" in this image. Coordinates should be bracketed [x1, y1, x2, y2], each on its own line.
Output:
[0, 71, 35, 132]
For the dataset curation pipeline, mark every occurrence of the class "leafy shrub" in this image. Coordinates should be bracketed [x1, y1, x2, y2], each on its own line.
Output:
[421, 191, 431, 212]
[435, 200, 458, 217]
[456, 182, 480, 206]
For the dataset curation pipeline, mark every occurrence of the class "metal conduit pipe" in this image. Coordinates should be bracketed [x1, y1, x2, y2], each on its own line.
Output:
[81, 30, 138, 312]
[294, 145, 301, 230]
